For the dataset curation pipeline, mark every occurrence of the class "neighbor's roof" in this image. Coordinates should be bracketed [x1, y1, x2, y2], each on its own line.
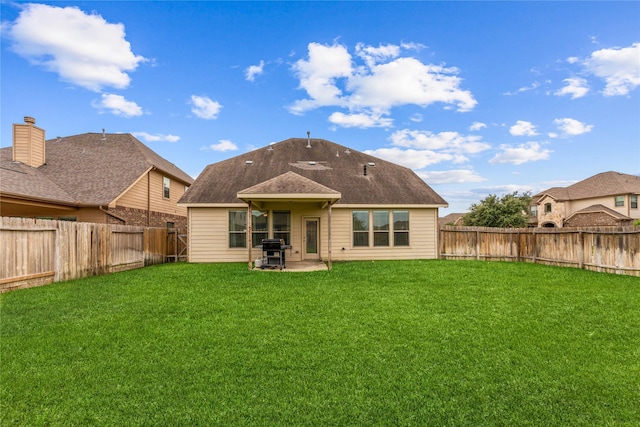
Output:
[533, 171, 640, 203]
[180, 138, 447, 206]
[565, 204, 631, 221]
[1, 133, 193, 206]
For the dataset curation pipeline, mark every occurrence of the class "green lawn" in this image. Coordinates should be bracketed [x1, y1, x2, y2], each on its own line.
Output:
[1, 261, 639, 426]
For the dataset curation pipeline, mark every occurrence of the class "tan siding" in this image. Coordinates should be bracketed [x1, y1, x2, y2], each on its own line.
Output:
[149, 171, 188, 217]
[117, 177, 149, 210]
[78, 207, 107, 223]
[188, 205, 440, 263]
[12, 123, 45, 167]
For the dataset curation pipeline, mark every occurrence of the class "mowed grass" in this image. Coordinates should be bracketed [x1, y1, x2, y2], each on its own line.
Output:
[1, 261, 639, 426]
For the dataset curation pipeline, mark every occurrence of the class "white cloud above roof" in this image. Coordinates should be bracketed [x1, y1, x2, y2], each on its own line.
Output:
[202, 139, 238, 152]
[417, 169, 486, 184]
[490, 142, 551, 165]
[132, 132, 180, 143]
[509, 120, 538, 136]
[92, 93, 143, 117]
[390, 129, 491, 154]
[190, 95, 222, 120]
[289, 41, 477, 127]
[583, 42, 640, 96]
[6, 3, 146, 91]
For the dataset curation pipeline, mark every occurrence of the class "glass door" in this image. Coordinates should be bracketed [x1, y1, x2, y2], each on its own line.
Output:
[304, 218, 320, 260]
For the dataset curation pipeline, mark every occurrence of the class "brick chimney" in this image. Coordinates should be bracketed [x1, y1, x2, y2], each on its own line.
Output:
[12, 116, 46, 167]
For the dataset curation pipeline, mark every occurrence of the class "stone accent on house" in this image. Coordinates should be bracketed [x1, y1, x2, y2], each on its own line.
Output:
[537, 198, 565, 227]
[105, 206, 187, 228]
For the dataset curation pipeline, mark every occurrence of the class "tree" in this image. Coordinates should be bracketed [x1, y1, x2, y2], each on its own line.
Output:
[463, 191, 532, 228]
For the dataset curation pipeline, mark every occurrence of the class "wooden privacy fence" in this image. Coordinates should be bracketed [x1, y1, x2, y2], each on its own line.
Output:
[1, 217, 175, 292]
[440, 226, 640, 276]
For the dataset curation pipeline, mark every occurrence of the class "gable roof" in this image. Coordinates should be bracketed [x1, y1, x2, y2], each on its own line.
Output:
[180, 138, 447, 206]
[238, 171, 341, 203]
[533, 171, 640, 203]
[1, 133, 193, 206]
[565, 204, 631, 221]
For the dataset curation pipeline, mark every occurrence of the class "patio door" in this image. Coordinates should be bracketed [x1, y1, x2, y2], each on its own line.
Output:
[304, 218, 320, 260]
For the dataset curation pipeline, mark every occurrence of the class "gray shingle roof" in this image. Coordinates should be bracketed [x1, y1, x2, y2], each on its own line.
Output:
[180, 138, 447, 206]
[533, 171, 640, 203]
[1, 133, 193, 206]
[566, 204, 630, 220]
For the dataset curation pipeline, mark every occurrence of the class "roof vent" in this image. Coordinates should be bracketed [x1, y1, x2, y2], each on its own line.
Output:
[101, 128, 106, 141]
[345, 148, 351, 154]
[309, 161, 316, 165]
[368, 162, 376, 166]
[245, 160, 253, 165]
[24, 116, 36, 125]
[336, 151, 339, 157]
[306, 131, 311, 148]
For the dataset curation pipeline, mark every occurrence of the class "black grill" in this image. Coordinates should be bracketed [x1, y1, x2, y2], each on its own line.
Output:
[261, 239, 288, 269]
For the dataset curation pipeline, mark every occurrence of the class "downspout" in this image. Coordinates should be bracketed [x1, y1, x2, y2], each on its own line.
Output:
[247, 201, 253, 270]
[147, 169, 153, 226]
[328, 201, 333, 270]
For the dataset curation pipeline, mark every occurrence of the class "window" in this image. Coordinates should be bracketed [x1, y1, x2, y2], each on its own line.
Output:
[352, 211, 369, 247]
[163, 177, 171, 199]
[373, 211, 389, 246]
[252, 210, 268, 245]
[228, 210, 291, 248]
[166, 222, 175, 229]
[229, 210, 247, 248]
[353, 210, 410, 247]
[632, 195, 638, 209]
[530, 205, 538, 217]
[544, 203, 552, 213]
[615, 196, 624, 207]
[273, 211, 291, 244]
[393, 211, 409, 246]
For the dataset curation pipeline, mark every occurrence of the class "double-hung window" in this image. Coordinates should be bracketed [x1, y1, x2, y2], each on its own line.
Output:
[163, 177, 171, 199]
[373, 211, 390, 246]
[393, 211, 409, 246]
[229, 210, 247, 248]
[252, 210, 268, 245]
[352, 211, 369, 247]
[632, 195, 638, 209]
[615, 196, 624, 207]
[273, 211, 291, 244]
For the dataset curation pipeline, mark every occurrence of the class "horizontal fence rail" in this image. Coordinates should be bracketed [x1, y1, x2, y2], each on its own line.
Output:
[440, 225, 640, 276]
[1, 217, 178, 292]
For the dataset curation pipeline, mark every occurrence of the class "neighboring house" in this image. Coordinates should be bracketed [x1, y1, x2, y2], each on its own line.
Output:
[439, 212, 466, 227]
[530, 171, 640, 228]
[1, 117, 193, 227]
[179, 137, 448, 265]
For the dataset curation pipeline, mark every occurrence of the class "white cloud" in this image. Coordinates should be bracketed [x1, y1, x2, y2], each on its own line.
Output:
[489, 142, 551, 165]
[328, 111, 393, 128]
[416, 169, 486, 184]
[6, 3, 146, 91]
[190, 95, 222, 119]
[553, 118, 594, 136]
[246, 60, 265, 82]
[509, 120, 538, 136]
[469, 121, 487, 131]
[202, 139, 238, 152]
[555, 77, 590, 99]
[92, 93, 143, 117]
[409, 113, 423, 123]
[583, 42, 640, 96]
[390, 129, 491, 154]
[364, 147, 459, 170]
[132, 132, 180, 143]
[289, 42, 476, 127]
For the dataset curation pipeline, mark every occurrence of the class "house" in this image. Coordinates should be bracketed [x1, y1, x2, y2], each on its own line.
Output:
[439, 212, 466, 227]
[178, 136, 448, 267]
[530, 171, 640, 227]
[1, 117, 193, 227]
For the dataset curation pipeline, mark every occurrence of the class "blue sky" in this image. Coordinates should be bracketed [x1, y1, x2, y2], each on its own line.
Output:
[2, 1, 639, 213]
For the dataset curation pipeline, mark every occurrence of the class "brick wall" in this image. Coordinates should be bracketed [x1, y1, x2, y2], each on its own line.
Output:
[104, 206, 187, 228]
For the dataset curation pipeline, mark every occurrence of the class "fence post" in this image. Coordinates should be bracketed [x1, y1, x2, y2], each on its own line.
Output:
[476, 230, 480, 260]
[532, 230, 537, 264]
[578, 231, 584, 270]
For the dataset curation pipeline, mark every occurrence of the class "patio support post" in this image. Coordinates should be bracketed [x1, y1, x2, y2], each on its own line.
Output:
[328, 201, 332, 270]
[247, 200, 252, 271]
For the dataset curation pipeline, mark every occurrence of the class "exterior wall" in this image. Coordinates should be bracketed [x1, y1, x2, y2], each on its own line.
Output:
[12, 122, 45, 168]
[187, 204, 440, 263]
[0, 198, 78, 220]
[536, 196, 566, 227]
[149, 171, 189, 217]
